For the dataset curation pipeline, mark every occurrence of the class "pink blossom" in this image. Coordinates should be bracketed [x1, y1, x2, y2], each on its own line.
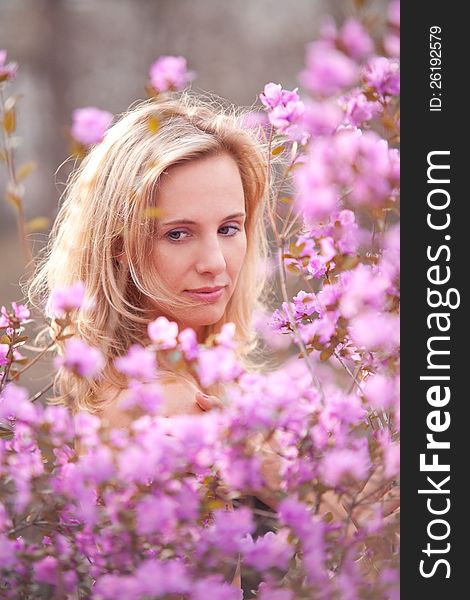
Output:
[33, 556, 59, 586]
[268, 100, 305, 138]
[388, 0, 400, 27]
[191, 576, 243, 600]
[338, 18, 374, 60]
[260, 82, 299, 109]
[210, 507, 255, 553]
[301, 100, 342, 136]
[364, 373, 397, 409]
[293, 290, 320, 319]
[251, 308, 291, 350]
[149, 55, 195, 92]
[147, 316, 178, 349]
[115, 344, 156, 380]
[258, 583, 294, 600]
[300, 42, 359, 96]
[349, 311, 400, 352]
[319, 17, 373, 60]
[73, 411, 101, 447]
[241, 530, 293, 571]
[47, 281, 87, 315]
[178, 327, 199, 360]
[0, 302, 30, 328]
[118, 382, 162, 415]
[217, 322, 237, 349]
[295, 167, 339, 222]
[340, 90, 382, 126]
[197, 346, 243, 387]
[364, 57, 400, 96]
[384, 443, 400, 477]
[0, 383, 39, 423]
[384, 34, 400, 57]
[55, 338, 104, 378]
[0, 343, 9, 366]
[136, 494, 178, 536]
[78, 445, 115, 484]
[320, 445, 370, 486]
[339, 264, 390, 318]
[0, 49, 18, 81]
[71, 107, 113, 146]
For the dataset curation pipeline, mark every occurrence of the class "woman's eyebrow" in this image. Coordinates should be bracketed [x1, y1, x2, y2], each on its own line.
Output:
[161, 212, 246, 226]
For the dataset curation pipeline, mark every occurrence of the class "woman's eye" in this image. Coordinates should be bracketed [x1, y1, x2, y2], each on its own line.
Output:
[166, 230, 189, 241]
[219, 224, 240, 236]
[165, 224, 240, 242]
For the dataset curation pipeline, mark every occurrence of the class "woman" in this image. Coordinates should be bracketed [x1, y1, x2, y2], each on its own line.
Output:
[28, 93, 397, 594]
[30, 94, 270, 412]
[29, 93, 277, 591]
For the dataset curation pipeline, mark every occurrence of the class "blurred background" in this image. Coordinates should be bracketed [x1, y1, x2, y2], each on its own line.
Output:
[0, 0, 390, 302]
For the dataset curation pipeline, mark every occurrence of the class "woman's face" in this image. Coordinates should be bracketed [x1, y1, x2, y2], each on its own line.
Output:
[151, 152, 247, 338]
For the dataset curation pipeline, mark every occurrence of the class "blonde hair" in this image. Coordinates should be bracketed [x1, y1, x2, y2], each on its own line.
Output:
[29, 93, 272, 413]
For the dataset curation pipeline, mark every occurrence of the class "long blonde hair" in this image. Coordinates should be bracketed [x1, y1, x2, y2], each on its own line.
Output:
[29, 93, 272, 413]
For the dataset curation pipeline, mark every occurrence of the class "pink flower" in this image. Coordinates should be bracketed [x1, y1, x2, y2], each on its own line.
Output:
[0, 383, 39, 423]
[217, 322, 237, 349]
[384, 34, 400, 58]
[301, 100, 342, 136]
[338, 18, 374, 60]
[0, 49, 18, 81]
[295, 165, 339, 222]
[0, 343, 9, 366]
[241, 530, 293, 571]
[48, 281, 87, 315]
[115, 344, 156, 380]
[349, 311, 400, 352]
[149, 55, 195, 92]
[12, 302, 30, 321]
[252, 308, 291, 350]
[71, 107, 113, 146]
[147, 316, 178, 349]
[258, 584, 294, 600]
[197, 346, 243, 387]
[300, 42, 359, 96]
[33, 556, 59, 586]
[178, 327, 199, 360]
[364, 57, 400, 96]
[364, 373, 397, 409]
[118, 382, 163, 415]
[340, 90, 382, 126]
[56, 338, 104, 378]
[320, 445, 370, 486]
[268, 100, 305, 138]
[210, 507, 255, 553]
[319, 17, 373, 60]
[260, 82, 299, 109]
[191, 576, 244, 600]
[388, 0, 400, 28]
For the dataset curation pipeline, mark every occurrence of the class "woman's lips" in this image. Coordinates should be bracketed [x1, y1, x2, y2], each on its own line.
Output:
[184, 287, 226, 302]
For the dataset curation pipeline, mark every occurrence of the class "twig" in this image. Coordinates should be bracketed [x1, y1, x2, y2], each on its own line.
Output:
[29, 380, 54, 403]
[277, 243, 324, 403]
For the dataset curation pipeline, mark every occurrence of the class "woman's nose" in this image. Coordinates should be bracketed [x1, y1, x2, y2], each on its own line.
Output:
[195, 236, 227, 275]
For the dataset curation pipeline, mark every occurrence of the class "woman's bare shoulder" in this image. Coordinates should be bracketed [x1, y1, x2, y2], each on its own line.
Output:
[98, 378, 202, 430]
